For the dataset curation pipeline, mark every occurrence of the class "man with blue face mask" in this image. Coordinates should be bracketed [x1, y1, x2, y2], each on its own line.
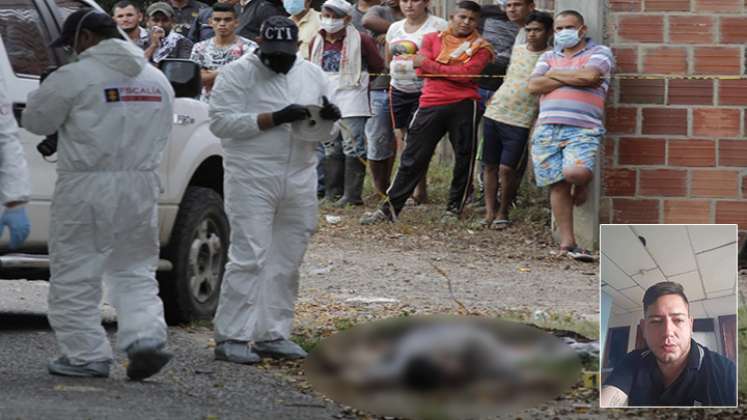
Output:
[527, 10, 614, 262]
[286, 0, 320, 60]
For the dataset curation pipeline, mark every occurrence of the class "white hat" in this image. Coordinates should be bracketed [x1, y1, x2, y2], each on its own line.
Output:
[322, 0, 353, 16]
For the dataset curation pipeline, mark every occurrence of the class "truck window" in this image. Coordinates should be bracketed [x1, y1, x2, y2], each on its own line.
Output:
[54, 0, 89, 20]
[0, 0, 54, 77]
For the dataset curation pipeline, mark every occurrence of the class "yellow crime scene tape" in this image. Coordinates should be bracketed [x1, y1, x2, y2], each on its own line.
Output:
[329, 71, 743, 213]
[369, 72, 747, 80]
[582, 370, 599, 390]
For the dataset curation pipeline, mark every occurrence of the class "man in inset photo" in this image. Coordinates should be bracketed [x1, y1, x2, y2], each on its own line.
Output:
[601, 281, 736, 407]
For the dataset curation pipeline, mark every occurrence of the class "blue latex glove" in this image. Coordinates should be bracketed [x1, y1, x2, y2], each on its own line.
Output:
[1, 206, 31, 250]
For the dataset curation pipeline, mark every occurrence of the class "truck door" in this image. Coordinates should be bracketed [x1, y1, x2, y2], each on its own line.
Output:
[0, 0, 61, 247]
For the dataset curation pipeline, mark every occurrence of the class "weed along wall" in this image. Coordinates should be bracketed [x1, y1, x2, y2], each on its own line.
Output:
[602, 0, 747, 229]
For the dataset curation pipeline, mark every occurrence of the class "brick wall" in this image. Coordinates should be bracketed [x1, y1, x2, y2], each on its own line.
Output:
[602, 0, 747, 229]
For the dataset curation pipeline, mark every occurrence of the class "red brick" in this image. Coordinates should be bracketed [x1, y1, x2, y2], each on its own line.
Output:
[645, 0, 691, 11]
[617, 15, 664, 43]
[715, 201, 747, 229]
[695, 0, 743, 12]
[619, 137, 666, 165]
[694, 47, 741, 75]
[643, 47, 688, 75]
[619, 79, 665, 104]
[602, 137, 616, 167]
[605, 169, 637, 196]
[606, 107, 638, 135]
[612, 199, 660, 223]
[640, 169, 688, 197]
[642, 108, 688, 135]
[719, 80, 747, 105]
[668, 139, 716, 167]
[610, 0, 642, 11]
[669, 16, 715, 44]
[613, 47, 638, 73]
[720, 17, 747, 43]
[692, 170, 739, 197]
[719, 140, 747, 166]
[664, 200, 711, 224]
[668, 80, 714, 105]
[693, 108, 741, 137]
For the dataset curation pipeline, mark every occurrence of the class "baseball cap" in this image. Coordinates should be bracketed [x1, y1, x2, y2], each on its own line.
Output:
[258, 16, 299, 55]
[50, 8, 119, 48]
[146, 1, 175, 18]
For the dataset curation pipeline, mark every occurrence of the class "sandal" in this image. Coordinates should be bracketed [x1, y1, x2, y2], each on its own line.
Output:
[476, 218, 493, 229]
[560, 245, 595, 263]
[490, 219, 511, 230]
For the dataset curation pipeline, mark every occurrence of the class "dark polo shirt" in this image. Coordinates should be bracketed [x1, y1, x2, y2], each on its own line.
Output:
[604, 339, 736, 406]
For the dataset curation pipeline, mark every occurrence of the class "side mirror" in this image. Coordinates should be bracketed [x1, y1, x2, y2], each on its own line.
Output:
[159, 59, 201, 98]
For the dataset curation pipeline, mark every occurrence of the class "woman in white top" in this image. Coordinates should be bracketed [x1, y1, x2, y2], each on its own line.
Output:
[385, 0, 447, 204]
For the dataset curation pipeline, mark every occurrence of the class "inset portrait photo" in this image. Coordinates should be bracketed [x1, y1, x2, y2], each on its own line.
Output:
[599, 224, 738, 408]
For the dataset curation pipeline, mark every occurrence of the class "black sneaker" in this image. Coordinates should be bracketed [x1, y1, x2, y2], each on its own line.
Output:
[563, 246, 595, 263]
[126, 339, 173, 380]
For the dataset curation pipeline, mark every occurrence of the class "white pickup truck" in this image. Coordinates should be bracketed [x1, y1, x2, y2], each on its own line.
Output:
[0, 0, 228, 324]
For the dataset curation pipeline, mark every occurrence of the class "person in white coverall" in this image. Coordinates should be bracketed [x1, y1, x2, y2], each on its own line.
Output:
[21, 9, 175, 380]
[0, 77, 31, 249]
[209, 16, 341, 364]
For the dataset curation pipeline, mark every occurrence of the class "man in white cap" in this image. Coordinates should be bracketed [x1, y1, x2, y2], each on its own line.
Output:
[209, 16, 341, 364]
[310, 0, 384, 207]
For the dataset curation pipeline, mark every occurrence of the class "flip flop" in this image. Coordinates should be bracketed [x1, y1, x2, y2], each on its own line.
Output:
[467, 219, 491, 230]
[490, 219, 511, 230]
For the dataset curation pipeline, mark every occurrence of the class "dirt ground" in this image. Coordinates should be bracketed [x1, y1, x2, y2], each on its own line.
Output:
[297, 198, 599, 334]
[260, 193, 607, 419]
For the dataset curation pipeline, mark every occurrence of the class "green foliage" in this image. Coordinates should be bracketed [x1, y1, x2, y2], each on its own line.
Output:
[509, 176, 551, 227]
[292, 333, 322, 353]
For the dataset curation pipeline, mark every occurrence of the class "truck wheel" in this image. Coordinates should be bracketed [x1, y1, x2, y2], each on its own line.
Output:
[160, 186, 229, 325]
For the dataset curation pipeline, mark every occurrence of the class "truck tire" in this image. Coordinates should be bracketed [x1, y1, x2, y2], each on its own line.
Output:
[159, 186, 229, 325]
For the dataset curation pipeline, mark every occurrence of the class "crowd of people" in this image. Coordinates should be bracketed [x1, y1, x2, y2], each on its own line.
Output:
[0, 0, 614, 380]
[108, 0, 614, 263]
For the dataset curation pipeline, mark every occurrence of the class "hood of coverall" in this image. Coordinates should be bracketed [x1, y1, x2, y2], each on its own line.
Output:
[79, 38, 146, 77]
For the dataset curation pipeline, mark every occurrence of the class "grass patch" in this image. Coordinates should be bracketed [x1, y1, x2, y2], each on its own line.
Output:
[292, 333, 323, 354]
[510, 177, 552, 227]
[496, 309, 598, 341]
[362, 155, 552, 227]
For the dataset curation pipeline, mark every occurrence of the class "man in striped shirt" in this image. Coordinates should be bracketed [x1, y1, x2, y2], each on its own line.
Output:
[527, 9, 614, 262]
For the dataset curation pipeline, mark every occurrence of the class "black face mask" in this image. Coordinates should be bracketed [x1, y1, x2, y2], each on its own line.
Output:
[259, 51, 296, 74]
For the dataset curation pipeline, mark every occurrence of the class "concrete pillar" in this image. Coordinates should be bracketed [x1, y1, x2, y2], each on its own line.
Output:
[553, 0, 606, 250]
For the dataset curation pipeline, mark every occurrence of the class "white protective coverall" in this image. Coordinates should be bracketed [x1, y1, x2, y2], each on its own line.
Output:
[0, 76, 31, 206]
[22, 39, 174, 364]
[209, 52, 331, 343]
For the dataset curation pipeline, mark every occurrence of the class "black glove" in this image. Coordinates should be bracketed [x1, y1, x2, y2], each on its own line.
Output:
[272, 104, 310, 126]
[320, 96, 341, 121]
